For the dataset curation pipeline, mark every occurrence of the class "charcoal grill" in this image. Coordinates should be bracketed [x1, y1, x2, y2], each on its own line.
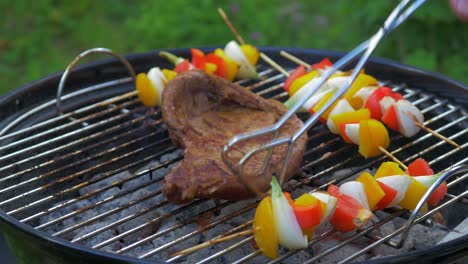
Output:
[0, 48, 467, 264]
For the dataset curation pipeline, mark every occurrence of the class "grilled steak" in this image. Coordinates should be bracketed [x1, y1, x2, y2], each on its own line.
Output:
[161, 70, 307, 202]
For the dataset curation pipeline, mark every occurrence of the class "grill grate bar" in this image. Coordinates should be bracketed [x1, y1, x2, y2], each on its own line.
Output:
[339, 187, 468, 264]
[5, 140, 175, 215]
[0, 121, 163, 195]
[0, 97, 140, 153]
[0, 104, 147, 164]
[0, 105, 151, 176]
[71, 192, 168, 242]
[34, 174, 164, 230]
[137, 202, 258, 259]
[112, 199, 221, 253]
[54, 188, 163, 237]
[0, 59, 465, 264]
[20, 158, 179, 224]
[302, 210, 407, 264]
[167, 220, 254, 263]
[0, 77, 134, 139]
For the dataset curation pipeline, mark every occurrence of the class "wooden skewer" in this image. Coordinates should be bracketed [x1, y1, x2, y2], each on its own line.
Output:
[378, 146, 408, 171]
[217, 8, 246, 45]
[170, 229, 253, 258]
[411, 117, 460, 149]
[217, 7, 290, 77]
[280, 50, 312, 70]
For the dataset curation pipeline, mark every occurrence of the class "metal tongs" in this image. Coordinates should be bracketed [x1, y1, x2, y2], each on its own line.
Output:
[222, 0, 426, 194]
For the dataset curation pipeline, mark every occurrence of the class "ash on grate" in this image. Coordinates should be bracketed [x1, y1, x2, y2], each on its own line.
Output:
[38, 149, 184, 255]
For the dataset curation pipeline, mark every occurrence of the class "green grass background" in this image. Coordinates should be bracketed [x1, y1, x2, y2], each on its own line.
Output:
[1, 0, 467, 95]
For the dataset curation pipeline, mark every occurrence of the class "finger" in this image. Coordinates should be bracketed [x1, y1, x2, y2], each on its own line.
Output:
[450, 0, 468, 21]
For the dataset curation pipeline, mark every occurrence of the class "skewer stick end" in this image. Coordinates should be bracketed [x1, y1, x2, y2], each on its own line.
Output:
[378, 146, 408, 171]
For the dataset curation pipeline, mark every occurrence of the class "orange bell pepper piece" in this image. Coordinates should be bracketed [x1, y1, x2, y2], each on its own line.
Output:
[374, 161, 406, 179]
[356, 172, 385, 210]
[358, 119, 390, 158]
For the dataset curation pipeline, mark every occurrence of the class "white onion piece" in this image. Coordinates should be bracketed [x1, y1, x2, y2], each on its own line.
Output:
[271, 177, 307, 249]
[413, 173, 441, 188]
[395, 100, 424, 137]
[344, 123, 360, 145]
[326, 76, 351, 90]
[339, 181, 370, 210]
[377, 175, 412, 208]
[352, 86, 378, 107]
[224, 40, 257, 79]
[379, 96, 396, 116]
[310, 191, 337, 224]
[326, 99, 354, 134]
[285, 78, 329, 112]
[147, 67, 167, 104]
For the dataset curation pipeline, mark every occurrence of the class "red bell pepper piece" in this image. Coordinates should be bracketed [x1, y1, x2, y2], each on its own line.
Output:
[407, 158, 446, 206]
[206, 53, 227, 79]
[312, 58, 333, 69]
[174, 60, 191, 73]
[293, 200, 322, 229]
[365, 87, 393, 119]
[382, 104, 399, 131]
[284, 65, 307, 92]
[407, 158, 434, 176]
[327, 184, 373, 232]
[191, 48, 206, 69]
[375, 181, 398, 210]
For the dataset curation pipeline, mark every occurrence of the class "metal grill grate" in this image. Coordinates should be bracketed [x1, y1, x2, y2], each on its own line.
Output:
[0, 63, 467, 263]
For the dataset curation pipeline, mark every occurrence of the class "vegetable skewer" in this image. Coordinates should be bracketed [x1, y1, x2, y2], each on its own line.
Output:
[280, 51, 460, 149]
[170, 158, 449, 260]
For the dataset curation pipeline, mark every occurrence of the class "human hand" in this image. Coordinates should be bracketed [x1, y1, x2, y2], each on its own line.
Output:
[450, 0, 468, 21]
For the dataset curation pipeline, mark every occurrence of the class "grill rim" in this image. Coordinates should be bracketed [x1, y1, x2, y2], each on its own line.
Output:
[0, 47, 466, 264]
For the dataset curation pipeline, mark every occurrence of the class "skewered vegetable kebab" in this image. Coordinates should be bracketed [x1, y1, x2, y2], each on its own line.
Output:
[135, 40, 260, 107]
[253, 158, 448, 259]
[281, 52, 458, 149]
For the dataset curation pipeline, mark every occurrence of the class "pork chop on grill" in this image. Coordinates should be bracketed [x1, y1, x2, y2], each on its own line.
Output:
[161, 70, 307, 203]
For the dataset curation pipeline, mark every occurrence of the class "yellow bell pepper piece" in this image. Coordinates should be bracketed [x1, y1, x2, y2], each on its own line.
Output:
[289, 70, 319, 96]
[253, 196, 279, 259]
[214, 48, 239, 82]
[312, 90, 338, 120]
[331, 108, 371, 136]
[345, 73, 378, 109]
[161, 69, 177, 82]
[356, 172, 385, 210]
[374, 162, 406, 179]
[240, 44, 260, 65]
[398, 178, 428, 212]
[205, 62, 217, 74]
[136, 73, 159, 107]
[358, 119, 390, 158]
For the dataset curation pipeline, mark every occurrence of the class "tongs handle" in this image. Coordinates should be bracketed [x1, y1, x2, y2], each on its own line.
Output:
[223, 0, 426, 193]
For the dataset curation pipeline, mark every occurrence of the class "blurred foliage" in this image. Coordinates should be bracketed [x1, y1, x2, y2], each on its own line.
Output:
[1, 0, 466, 95]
